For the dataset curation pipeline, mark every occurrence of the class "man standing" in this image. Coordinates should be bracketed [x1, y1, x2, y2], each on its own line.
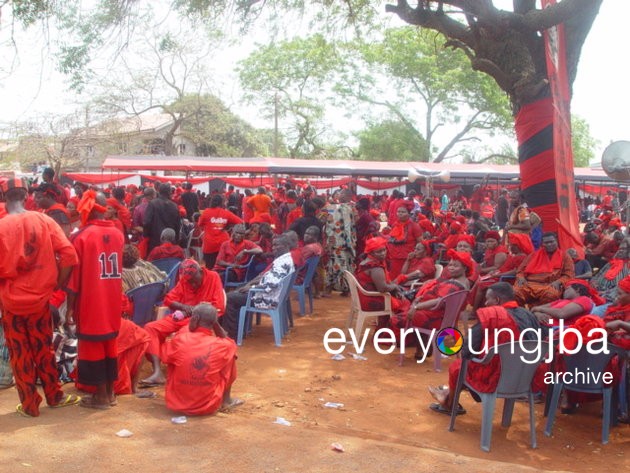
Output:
[67, 190, 124, 409]
[496, 189, 510, 229]
[144, 183, 181, 254]
[324, 188, 356, 295]
[181, 182, 199, 220]
[0, 178, 80, 417]
[162, 303, 241, 415]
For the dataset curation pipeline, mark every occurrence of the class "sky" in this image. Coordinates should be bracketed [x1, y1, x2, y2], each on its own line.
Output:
[0, 1, 627, 161]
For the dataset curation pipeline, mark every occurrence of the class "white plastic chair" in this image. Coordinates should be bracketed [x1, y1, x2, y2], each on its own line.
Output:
[408, 263, 443, 293]
[343, 270, 392, 337]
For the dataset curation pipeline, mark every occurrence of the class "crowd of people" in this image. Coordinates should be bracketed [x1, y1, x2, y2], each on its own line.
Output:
[0, 167, 628, 430]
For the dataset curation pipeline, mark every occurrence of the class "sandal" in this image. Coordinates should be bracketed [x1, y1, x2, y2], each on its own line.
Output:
[79, 396, 111, 410]
[430, 402, 466, 416]
[50, 394, 82, 408]
[16, 403, 36, 418]
[218, 398, 244, 413]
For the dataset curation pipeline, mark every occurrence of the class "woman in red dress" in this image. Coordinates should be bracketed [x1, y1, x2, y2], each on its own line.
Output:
[386, 204, 422, 279]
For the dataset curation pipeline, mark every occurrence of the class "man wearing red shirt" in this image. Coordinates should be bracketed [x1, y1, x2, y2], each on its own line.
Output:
[248, 186, 275, 218]
[34, 183, 72, 237]
[0, 178, 80, 417]
[198, 194, 243, 268]
[141, 259, 225, 386]
[214, 225, 262, 282]
[163, 303, 241, 415]
[67, 190, 125, 410]
[147, 228, 185, 262]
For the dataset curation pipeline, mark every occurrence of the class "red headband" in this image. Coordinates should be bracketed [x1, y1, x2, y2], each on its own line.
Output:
[365, 236, 388, 254]
[446, 249, 474, 275]
[77, 190, 107, 226]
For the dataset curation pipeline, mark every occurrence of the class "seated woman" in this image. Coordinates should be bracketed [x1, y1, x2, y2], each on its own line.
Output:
[530, 279, 605, 327]
[391, 250, 473, 332]
[479, 231, 507, 275]
[399, 242, 436, 286]
[590, 236, 630, 303]
[355, 236, 410, 328]
[440, 235, 480, 282]
[251, 222, 274, 274]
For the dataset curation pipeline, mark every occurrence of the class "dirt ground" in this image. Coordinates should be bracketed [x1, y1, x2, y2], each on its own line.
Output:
[1, 294, 628, 473]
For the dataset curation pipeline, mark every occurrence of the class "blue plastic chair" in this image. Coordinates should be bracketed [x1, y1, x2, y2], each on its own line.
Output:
[126, 282, 166, 328]
[151, 257, 183, 275]
[292, 256, 320, 316]
[237, 271, 296, 346]
[223, 256, 260, 290]
[164, 261, 181, 290]
[449, 340, 549, 452]
[545, 344, 627, 444]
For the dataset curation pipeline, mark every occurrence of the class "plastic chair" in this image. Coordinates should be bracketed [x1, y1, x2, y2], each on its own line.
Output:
[151, 257, 183, 275]
[344, 270, 392, 337]
[165, 262, 181, 290]
[223, 256, 261, 290]
[292, 256, 321, 316]
[544, 344, 627, 444]
[449, 340, 549, 452]
[237, 271, 296, 346]
[126, 282, 166, 327]
[400, 289, 469, 370]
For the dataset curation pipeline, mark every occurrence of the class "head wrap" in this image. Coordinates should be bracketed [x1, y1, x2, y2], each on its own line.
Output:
[77, 190, 107, 226]
[618, 275, 630, 293]
[457, 234, 476, 248]
[565, 279, 606, 306]
[365, 236, 388, 254]
[508, 233, 534, 255]
[485, 230, 501, 241]
[455, 215, 467, 224]
[446, 249, 475, 275]
[562, 315, 606, 351]
[106, 197, 123, 211]
[180, 259, 201, 281]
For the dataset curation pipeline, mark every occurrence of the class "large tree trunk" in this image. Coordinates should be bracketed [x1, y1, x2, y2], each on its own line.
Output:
[384, 0, 601, 242]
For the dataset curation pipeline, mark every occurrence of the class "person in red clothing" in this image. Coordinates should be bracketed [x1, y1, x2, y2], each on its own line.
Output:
[530, 279, 605, 326]
[0, 178, 81, 417]
[386, 204, 423, 279]
[214, 224, 262, 282]
[140, 259, 226, 386]
[479, 230, 508, 275]
[604, 276, 630, 350]
[34, 183, 72, 237]
[67, 190, 125, 410]
[146, 228, 185, 261]
[399, 242, 436, 285]
[163, 303, 241, 415]
[198, 194, 243, 269]
[248, 186, 275, 218]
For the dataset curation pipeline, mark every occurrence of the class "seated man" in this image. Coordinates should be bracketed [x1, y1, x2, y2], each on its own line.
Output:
[141, 259, 225, 386]
[163, 303, 241, 415]
[222, 234, 296, 340]
[147, 228, 185, 262]
[567, 248, 592, 280]
[428, 282, 543, 415]
[214, 224, 262, 283]
[514, 232, 574, 306]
